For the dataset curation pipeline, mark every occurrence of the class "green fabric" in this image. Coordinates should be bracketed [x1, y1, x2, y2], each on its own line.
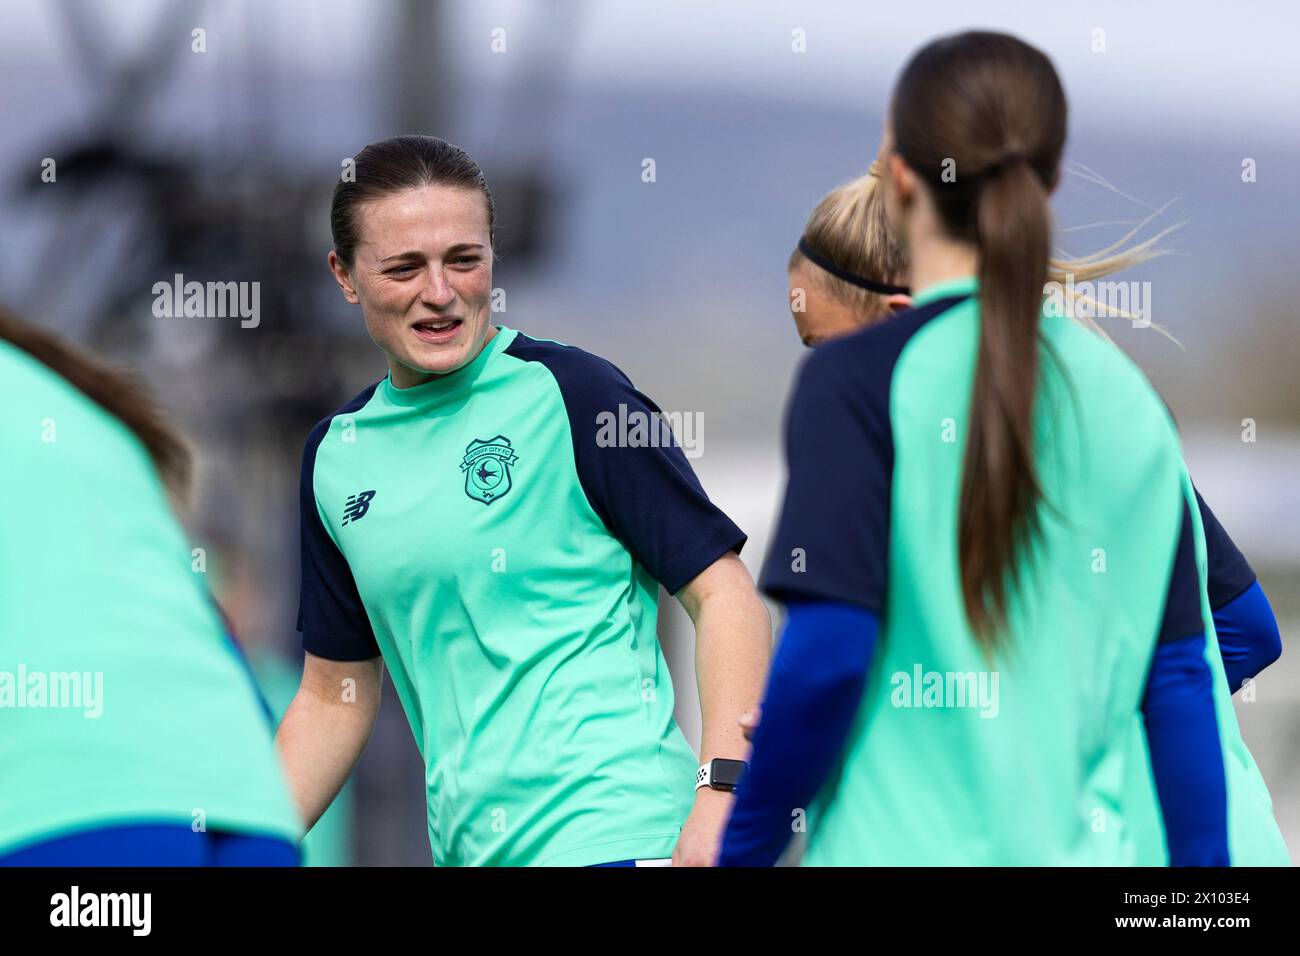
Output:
[1122, 471, 1291, 865]
[0, 341, 301, 854]
[805, 281, 1199, 864]
[309, 327, 696, 865]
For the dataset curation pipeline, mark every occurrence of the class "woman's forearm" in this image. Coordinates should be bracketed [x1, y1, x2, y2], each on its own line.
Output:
[680, 553, 772, 765]
[275, 654, 382, 832]
[1142, 632, 1229, 865]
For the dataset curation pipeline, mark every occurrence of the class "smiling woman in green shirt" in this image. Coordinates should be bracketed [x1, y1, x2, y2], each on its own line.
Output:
[275, 135, 770, 867]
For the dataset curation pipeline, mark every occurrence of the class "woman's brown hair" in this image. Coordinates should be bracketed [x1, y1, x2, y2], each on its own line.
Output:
[799, 155, 1178, 338]
[330, 135, 497, 269]
[0, 305, 192, 497]
[891, 31, 1067, 648]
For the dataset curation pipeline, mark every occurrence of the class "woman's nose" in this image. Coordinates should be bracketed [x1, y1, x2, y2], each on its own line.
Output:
[420, 268, 455, 308]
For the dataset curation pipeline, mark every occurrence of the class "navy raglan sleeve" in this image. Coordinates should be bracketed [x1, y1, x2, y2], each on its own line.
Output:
[1193, 486, 1257, 610]
[1157, 495, 1206, 645]
[759, 345, 893, 612]
[297, 418, 381, 661]
[507, 338, 746, 594]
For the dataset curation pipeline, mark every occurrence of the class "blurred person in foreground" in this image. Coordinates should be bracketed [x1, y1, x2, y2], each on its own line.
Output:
[0, 306, 300, 866]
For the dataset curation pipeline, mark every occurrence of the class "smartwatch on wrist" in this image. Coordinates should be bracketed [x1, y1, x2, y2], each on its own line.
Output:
[695, 757, 748, 792]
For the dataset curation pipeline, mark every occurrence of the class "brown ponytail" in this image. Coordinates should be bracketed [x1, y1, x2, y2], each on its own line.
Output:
[962, 160, 1053, 640]
[0, 305, 193, 498]
[891, 32, 1067, 648]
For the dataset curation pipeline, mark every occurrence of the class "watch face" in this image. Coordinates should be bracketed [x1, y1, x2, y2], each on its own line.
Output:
[712, 759, 746, 789]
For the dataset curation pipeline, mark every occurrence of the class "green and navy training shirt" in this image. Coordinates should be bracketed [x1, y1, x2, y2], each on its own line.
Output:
[297, 326, 745, 866]
[1124, 497, 1289, 866]
[757, 276, 1215, 865]
[0, 340, 302, 855]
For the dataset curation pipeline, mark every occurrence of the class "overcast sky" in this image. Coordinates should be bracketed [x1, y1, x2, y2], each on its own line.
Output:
[2, 0, 1295, 148]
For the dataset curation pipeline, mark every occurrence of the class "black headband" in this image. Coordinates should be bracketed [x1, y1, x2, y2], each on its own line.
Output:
[797, 238, 910, 296]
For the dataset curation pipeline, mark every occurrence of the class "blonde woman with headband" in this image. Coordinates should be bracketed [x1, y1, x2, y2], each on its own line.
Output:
[784, 159, 912, 348]
[746, 135, 1288, 866]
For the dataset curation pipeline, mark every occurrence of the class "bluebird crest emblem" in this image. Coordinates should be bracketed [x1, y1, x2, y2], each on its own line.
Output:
[461, 436, 519, 505]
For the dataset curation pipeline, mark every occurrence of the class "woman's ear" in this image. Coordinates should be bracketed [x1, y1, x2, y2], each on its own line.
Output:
[327, 250, 360, 305]
[887, 152, 915, 208]
[885, 293, 913, 314]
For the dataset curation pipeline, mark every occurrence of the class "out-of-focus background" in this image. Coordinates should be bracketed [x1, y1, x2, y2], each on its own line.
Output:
[2, 0, 1295, 864]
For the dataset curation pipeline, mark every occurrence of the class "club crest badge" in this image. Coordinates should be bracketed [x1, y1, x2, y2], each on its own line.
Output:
[460, 436, 519, 505]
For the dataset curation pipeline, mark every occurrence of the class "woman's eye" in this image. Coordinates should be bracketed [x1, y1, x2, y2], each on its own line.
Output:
[452, 256, 481, 266]
[389, 264, 418, 275]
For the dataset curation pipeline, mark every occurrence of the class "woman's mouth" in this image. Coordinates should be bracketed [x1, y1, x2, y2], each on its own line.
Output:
[411, 318, 463, 344]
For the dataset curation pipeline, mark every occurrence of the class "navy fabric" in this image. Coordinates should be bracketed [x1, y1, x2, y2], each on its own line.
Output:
[718, 600, 880, 867]
[1142, 633, 1231, 866]
[1213, 580, 1282, 693]
[1194, 487, 1258, 610]
[219, 627, 276, 727]
[0, 824, 300, 867]
[1158, 497, 1206, 645]
[505, 334, 746, 594]
[209, 598, 276, 726]
[298, 382, 383, 661]
[758, 296, 970, 612]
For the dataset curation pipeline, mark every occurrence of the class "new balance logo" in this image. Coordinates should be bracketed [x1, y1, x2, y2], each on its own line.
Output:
[342, 490, 375, 525]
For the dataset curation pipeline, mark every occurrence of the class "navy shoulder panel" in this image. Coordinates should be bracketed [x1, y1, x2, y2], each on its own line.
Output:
[1192, 486, 1257, 610]
[505, 333, 745, 594]
[297, 381, 383, 661]
[759, 295, 968, 611]
[1159, 495, 1207, 644]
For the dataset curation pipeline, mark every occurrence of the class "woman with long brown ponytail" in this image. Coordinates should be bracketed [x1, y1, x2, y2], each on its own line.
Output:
[721, 31, 1233, 866]
[771, 142, 1289, 866]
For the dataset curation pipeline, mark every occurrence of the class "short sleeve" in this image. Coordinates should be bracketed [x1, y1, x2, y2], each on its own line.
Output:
[1193, 486, 1257, 610]
[297, 418, 381, 661]
[504, 336, 746, 594]
[1158, 494, 1206, 645]
[759, 347, 893, 612]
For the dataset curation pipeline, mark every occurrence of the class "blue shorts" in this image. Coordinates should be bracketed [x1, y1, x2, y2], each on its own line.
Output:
[0, 823, 300, 867]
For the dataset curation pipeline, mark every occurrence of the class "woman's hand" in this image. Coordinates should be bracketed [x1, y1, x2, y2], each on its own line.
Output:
[672, 788, 735, 866]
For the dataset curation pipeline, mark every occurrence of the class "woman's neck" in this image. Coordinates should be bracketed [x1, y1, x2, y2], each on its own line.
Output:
[907, 232, 979, 298]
